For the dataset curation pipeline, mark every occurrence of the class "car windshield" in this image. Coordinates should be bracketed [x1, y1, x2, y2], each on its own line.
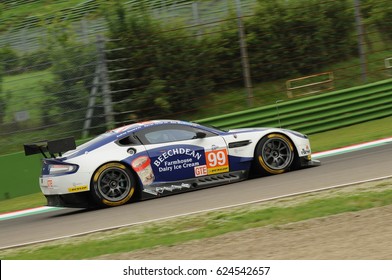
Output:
[193, 122, 228, 133]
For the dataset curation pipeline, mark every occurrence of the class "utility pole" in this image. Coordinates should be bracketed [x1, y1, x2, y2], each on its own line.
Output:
[235, 0, 253, 107]
[82, 35, 114, 138]
[82, 64, 100, 139]
[353, 0, 368, 82]
[97, 34, 115, 130]
[192, 2, 202, 38]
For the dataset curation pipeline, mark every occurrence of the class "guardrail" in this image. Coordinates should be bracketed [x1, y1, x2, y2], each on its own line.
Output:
[1, 78, 391, 201]
[197, 78, 392, 135]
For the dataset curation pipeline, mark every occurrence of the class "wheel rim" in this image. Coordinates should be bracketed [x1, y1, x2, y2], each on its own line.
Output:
[261, 138, 293, 170]
[97, 167, 132, 202]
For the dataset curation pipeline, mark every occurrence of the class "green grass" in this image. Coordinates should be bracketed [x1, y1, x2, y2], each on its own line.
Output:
[0, 138, 89, 202]
[1, 180, 392, 259]
[0, 0, 90, 31]
[0, 193, 46, 213]
[0, 0, 246, 32]
[3, 69, 53, 124]
[309, 115, 392, 152]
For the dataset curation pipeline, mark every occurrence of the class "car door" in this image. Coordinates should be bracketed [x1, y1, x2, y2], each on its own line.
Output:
[135, 124, 229, 183]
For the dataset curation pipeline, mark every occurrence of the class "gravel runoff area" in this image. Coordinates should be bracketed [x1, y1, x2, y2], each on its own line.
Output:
[94, 180, 392, 260]
[95, 205, 392, 260]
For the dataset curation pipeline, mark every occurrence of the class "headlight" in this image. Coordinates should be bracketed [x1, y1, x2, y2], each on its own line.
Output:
[48, 164, 78, 175]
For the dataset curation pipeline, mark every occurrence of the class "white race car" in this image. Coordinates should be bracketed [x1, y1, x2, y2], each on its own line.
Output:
[24, 120, 320, 208]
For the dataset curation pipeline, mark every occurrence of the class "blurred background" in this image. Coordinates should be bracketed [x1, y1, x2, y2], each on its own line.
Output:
[0, 0, 391, 155]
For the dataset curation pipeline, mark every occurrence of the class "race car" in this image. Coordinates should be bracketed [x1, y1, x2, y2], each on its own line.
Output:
[24, 120, 320, 208]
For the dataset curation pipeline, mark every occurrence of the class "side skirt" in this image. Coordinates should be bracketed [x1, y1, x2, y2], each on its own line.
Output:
[141, 170, 248, 198]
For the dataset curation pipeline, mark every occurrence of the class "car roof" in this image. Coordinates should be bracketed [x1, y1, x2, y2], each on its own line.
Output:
[110, 120, 196, 137]
[63, 120, 224, 159]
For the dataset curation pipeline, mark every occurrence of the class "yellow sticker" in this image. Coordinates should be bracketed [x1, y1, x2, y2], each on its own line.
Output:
[208, 165, 229, 175]
[68, 185, 88, 193]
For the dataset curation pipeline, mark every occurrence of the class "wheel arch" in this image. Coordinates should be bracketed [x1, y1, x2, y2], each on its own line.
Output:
[90, 160, 134, 181]
[251, 132, 300, 176]
[117, 159, 144, 201]
[253, 132, 298, 156]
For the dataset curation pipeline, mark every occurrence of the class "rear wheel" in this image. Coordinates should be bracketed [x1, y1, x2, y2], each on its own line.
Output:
[90, 162, 137, 207]
[253, 134, 295, 176]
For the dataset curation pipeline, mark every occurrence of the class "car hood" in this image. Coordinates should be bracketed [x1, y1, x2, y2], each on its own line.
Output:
[228, 128, 270, 133]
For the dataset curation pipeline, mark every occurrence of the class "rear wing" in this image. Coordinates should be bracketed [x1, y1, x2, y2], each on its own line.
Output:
[23, 137, 76, 158]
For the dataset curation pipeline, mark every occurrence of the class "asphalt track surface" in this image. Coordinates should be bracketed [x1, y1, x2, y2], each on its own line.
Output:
[1, 143, 391, 249]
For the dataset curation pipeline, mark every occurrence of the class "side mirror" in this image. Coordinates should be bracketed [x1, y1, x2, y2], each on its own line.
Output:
[195, 131, 206, 139]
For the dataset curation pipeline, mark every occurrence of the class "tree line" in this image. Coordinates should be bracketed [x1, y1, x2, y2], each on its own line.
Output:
[0, 0, 390, 132]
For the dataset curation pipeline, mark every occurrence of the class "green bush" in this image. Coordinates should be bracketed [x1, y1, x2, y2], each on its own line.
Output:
[105, 3, 214, 122]
[204, 16, 244, 89]
[20, 49, 52, 71]
[0, 45, 19, 73]
[0, 63, 4, 124]
[365, 0, 392, 43]
[41, 40, 96, 134]
[102, 0, 358, 121]
[246, 0, 355, 81]
[0, 47, 52, 74]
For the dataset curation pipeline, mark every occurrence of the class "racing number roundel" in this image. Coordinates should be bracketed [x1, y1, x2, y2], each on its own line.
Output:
[205, 149, 229, 175]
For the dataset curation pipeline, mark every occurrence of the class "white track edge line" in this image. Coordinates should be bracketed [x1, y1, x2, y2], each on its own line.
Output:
[2, 174, 392, 250]
[0, 206, 59, 220]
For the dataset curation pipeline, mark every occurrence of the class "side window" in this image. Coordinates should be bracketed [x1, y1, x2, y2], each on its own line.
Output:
[116, 135, 140, 146]
[136, 124, 217, 145]
[145, 129, 196, 144]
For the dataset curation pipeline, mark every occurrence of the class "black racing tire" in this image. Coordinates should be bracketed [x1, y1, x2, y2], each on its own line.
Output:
[90, 162, 137, 207]
[253, 133, 295, 176]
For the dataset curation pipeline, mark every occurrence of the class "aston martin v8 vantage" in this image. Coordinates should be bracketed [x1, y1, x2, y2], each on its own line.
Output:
[24, 120, 320, 208]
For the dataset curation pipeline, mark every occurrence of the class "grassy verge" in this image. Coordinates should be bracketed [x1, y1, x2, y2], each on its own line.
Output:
[1, 179, 392, 259]
[0, 193, 46, 213]
[3, 69, 53, 124]
[308, 115, 392, 152]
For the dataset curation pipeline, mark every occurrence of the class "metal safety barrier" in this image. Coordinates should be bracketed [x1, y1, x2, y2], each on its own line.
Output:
[197, 78, 392, 135]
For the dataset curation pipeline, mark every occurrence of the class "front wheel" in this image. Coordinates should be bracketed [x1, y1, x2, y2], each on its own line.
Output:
[253, 134, 295, 176]
[90, 162, 137, 207]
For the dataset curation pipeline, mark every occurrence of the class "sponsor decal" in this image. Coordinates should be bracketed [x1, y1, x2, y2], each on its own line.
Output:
[131, 156, 155, 186]
[47, 179, 53, 188]
[194, 165, 208, 177]
[152, 146, 229, 177]
[156, 183, 191, 193]
[205, 149, 229, 175]
[153, 148, 202, 167]
[301, 145, 311, 155]
[157, 157, 201, 172]
[144, 183, 191, 196]
[68, 185, 88, 193]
